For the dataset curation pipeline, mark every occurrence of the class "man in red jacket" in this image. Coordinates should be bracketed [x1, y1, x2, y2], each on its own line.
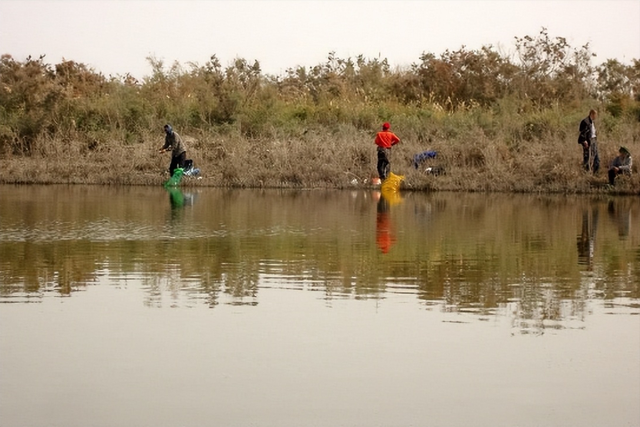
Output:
[374, 122, 400, 181]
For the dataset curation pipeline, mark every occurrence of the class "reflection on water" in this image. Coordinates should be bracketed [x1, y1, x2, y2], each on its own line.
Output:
[1, 186, 638, 326]
[577, 205, 598, 270]
[1, 185, 639, 427]
[375, 192, 395, 254]
[608, 198, 632, 238]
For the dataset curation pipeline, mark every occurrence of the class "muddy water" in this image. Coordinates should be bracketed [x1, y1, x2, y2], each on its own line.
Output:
[1, 185, 639, 427]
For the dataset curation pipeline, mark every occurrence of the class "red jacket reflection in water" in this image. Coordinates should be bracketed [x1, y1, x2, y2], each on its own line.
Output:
[376, 196, 395, 254]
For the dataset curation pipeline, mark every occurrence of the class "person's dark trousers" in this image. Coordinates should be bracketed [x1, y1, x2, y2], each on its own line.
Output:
[583, 139, 600, 173]
[582, 144, 590, 171]
[608, 168, 621, 186]
[169, 152, 187, 176]
[590, 139, 600, 173]
[377, 148, 390, 181]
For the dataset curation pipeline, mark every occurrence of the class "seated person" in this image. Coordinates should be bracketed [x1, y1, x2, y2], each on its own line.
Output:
[608, 146, 632, 186]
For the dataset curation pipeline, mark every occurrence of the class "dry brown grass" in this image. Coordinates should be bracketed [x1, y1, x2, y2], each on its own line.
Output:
[2, 124, 638, 195]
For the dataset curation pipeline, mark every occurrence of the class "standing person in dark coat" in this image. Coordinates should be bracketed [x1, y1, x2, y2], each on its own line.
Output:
[159, 124, 187, 177]
[578, 109, 600, 173]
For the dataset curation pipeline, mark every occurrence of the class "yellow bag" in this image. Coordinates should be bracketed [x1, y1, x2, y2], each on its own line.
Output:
[380, 172, 404, 206]
[381, 172, 404, 193]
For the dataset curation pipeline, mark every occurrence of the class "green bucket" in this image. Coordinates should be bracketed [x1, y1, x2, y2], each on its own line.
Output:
[164, 168, 184, 187]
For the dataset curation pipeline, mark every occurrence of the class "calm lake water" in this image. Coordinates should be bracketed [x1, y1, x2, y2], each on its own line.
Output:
[1, 185, 639, 427]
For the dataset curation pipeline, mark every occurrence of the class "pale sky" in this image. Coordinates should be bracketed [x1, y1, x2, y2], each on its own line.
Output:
[1, 0, 639, 80]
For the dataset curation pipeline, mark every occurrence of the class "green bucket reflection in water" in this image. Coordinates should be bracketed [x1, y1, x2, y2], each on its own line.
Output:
[166, 186, 185, 208]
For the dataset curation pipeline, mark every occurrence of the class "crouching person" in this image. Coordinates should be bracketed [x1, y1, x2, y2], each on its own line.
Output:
[608, 146, 632, 186]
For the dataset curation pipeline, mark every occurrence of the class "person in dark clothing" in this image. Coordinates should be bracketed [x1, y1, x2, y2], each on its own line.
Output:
[374, 122, 400, 181]
[608, 146, 632, 186]
[159, 124, 187, 177]
[578, 110, 600, 173]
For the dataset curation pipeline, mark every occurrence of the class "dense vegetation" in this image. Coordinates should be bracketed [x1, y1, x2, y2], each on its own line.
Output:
[1, 29, 639, 193]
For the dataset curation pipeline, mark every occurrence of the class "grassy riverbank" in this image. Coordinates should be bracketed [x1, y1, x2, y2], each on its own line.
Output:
[1, 30, 638, 193]
[1, 109, 638, 194]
